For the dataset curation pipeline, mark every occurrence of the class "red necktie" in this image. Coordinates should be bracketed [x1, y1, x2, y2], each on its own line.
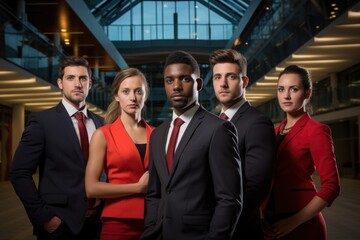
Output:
[220, 112, 229, 120]
[74, 112, 89, 162]
[74, 112, 95, 209]
[166, 118, 184, 173]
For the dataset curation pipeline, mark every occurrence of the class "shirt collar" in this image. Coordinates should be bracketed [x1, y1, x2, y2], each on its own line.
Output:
[62, 99, 88, 118]
[221, 98, 247, 120]
[172, 102, 200, 124]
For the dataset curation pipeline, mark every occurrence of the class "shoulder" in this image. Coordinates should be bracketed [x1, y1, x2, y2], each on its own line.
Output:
[243, 105, 271, 121]
[306, 117, 331, 134]
[88, 111, 104, 124]
[27, 105, 59, 124]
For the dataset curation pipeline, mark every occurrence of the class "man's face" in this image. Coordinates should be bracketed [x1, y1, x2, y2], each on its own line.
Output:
[164, 63, 202, 115]
[57, 66, 92, 109]
[212, 62, 248, 110]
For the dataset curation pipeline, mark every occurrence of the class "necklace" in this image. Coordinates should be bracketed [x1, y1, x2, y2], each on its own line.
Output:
[283, 126, 293, 131]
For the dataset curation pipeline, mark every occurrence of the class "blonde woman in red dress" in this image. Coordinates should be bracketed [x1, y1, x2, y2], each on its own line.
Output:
[85, 68, 154, 240]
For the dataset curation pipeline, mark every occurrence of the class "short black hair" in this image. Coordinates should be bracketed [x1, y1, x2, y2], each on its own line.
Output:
[164, 50, 200, 78]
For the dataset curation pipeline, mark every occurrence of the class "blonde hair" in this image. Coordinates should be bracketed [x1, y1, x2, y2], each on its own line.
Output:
[105, 68, 149, 124]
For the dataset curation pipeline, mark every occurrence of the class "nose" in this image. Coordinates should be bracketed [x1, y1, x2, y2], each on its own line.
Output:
[219, 77, 228, 88]
[284, 90, 291, 99]
[75, 78, 83, 88]
[130, 92, 136, 101]
[173, 79, 183, 91]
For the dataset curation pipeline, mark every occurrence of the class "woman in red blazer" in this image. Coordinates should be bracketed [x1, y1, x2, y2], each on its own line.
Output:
[85, 68, 154, 240]
[262, 65, 340, 240]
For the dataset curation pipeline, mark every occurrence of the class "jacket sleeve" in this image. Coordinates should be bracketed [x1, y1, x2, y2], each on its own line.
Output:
[9, 113, 55, 230]
[310, 124, 340, 206]
[242, 115, 275, 218]
[142, 133, 163, 239]
[208, 121, 242, 239]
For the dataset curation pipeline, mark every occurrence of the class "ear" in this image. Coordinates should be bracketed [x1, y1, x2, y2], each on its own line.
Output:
[242, 76, 249, 88]
[57, 78, 63, 90]
[305, 88, 312, 99]
[196, 78, 203, 91]
[114, 94, 120, 102]
[89, 78, 92, 90]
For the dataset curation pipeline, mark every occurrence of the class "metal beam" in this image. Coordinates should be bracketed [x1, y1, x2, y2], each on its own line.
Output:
[66, 0, 128, 69]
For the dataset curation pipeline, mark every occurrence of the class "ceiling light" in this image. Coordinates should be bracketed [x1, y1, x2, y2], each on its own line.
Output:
[256, 82, 278, 86]
[264, 76, 278, 80]
[0, 79, 37, 84]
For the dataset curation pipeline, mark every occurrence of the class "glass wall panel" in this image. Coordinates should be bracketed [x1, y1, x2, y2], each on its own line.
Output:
[107, 0, 233, 41]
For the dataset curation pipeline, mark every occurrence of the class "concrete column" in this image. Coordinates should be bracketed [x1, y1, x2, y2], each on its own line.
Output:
[53, 33, 62, 50]
[16, 0, 27, 22]
[11, 104, 25, 158]
[0, 109, 7, 181]
[357, 115, 360, 179]
[330, 73, 339, 108]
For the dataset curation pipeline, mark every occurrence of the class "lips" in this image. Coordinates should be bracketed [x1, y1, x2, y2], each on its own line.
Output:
[218, 91, 230, 96]
[171, 94, 185, 100]
[282, 102, 292, 106]
[128, 104, 139, 108]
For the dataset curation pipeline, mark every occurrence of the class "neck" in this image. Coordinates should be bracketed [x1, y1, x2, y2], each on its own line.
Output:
[286, 110, 306, 127]
[121, 112, 142, 128]
[222, 97, 242, 111]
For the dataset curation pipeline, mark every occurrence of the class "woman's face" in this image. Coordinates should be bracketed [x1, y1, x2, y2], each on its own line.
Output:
[277, 73, 310, 114]
[115, 75, 146, 116]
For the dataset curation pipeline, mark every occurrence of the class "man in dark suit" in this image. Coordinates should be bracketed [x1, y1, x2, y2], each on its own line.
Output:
[210, 49, 276, 240]
[141, 51, 242, 240]
[10, 56, 103, 240]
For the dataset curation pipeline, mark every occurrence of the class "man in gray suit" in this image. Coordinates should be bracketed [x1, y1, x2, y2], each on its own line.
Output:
[10, 56, 103, 240]
[210, 49, 276, 240]
[141, 50, 242, 240]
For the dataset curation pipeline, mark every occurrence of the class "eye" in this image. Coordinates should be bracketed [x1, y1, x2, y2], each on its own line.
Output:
[122, 89, 129, 94]
[66, 76, 74, 80]
[278, 87, 284, 92]
[80, 76, 88, 81]
[227, 74, 238, 80]
[213, 75, 221, 81]
[290, 87, 299, 92]
[136, 89, 144, 95]
[165, 78, 173, 84]
[181, 76, 192, 82]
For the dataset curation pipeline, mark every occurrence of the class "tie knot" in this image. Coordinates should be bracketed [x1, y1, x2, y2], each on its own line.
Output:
[220, 112, 229, 120]
[74, 112, 84, 121]
[174, 118, 184, 127]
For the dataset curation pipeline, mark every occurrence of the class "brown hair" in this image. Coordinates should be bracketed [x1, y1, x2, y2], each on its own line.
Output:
[209, 49, 247, 76]
[58, 56, 91, 79]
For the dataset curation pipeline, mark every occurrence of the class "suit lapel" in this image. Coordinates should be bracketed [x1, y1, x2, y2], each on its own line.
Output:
[88, 111, 103, 128]
[230, 101, 250, 124]
[169, 107, 206, 179]
[55, 102, 84, 163]
[277, 113, 310, 155]
[160, 119, 172, 179]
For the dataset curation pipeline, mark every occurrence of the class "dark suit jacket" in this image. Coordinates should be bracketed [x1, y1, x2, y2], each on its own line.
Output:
[231, 102, 275, 240]
[10, 102, 103, 234]
[142, 106, 242, 240]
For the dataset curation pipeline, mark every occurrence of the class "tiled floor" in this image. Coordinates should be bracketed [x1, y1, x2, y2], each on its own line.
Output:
[0, 176, 359, 240]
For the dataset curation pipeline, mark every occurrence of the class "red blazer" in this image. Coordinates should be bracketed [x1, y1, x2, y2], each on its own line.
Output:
[269, 113, 340, 214]
[100, 117, 154, 219]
